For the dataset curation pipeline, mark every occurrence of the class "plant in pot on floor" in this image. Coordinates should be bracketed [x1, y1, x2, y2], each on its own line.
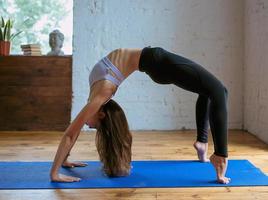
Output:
[0, 17, 22, 56]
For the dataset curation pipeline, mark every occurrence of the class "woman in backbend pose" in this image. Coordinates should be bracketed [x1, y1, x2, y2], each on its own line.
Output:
[50, 46, 230, 184]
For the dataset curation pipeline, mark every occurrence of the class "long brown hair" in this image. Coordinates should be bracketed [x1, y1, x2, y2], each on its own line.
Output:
[95, 99, 132, 177]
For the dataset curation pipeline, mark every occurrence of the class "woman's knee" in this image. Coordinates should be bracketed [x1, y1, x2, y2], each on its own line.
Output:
[210, 83, 228, 102]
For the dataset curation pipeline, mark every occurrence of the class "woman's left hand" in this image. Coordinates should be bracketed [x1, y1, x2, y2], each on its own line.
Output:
[62, 160, 88, 168]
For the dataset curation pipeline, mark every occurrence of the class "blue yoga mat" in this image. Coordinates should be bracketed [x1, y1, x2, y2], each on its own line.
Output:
[0, 160, 268, 189]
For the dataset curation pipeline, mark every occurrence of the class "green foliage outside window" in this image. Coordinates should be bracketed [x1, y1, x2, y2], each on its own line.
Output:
[0, 0, 70, 54]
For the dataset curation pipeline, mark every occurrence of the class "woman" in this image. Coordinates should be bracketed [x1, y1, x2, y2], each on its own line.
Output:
[50, 46, 230, 184]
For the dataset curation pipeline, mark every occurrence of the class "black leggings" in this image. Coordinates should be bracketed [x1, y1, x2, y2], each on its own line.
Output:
[138, 46, 228, 157]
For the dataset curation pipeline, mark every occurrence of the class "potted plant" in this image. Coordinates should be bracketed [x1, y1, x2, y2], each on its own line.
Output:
[0, 17, 22, 56]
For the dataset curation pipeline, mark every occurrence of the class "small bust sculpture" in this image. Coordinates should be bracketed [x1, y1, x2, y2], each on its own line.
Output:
[47, 29, 65, 56]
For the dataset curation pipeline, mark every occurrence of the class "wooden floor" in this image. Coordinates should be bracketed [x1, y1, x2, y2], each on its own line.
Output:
[0, 130, 267, 200]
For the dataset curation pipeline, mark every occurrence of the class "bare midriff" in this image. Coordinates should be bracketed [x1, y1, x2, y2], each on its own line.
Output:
[88, 48, 143, 103]
[107, 48, 142, 78]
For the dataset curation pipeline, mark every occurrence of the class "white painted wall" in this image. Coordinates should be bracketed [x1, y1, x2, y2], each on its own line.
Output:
[73, 0, 244, 130]
[244, 0, 268, 143]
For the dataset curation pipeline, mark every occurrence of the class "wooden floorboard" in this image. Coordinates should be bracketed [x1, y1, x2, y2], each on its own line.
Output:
[0, 130, 267, 200]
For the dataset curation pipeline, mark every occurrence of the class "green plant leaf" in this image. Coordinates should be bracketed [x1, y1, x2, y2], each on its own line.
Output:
[0, 16, 4, 40]
[6, 19, 11, 40]
[3, 22, 7, 41]
[1, 17, 4, 28]
[0, 17, 22, 41]
[10, 31, 23, 41]
[0, 28, 3, 40]
[9, 19, 13, 29]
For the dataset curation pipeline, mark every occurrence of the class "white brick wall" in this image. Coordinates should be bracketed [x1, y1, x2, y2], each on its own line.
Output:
[73, 0, 244, 131]
[244, 0, 268, 143]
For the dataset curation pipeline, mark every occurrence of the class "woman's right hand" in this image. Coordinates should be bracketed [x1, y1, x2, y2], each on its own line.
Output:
[50, 173, 81, 182]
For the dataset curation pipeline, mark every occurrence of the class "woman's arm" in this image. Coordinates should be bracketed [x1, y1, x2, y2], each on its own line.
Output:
[50, 95, 108, 182]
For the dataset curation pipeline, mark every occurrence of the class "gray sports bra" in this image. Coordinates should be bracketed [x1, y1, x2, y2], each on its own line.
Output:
[89, 56, 125, 87]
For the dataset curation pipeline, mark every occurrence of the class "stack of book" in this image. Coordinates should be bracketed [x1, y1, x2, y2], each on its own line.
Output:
[21, 44, 42, 56]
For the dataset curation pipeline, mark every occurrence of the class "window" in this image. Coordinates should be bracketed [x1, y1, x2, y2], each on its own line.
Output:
[0, 0, 73, 54]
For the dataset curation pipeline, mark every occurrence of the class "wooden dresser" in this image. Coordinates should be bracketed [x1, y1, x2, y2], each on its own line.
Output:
[0, 56, 72, 131]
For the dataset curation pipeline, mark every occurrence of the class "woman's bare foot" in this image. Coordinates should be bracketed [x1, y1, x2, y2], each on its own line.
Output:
[209, 154, 231, 184]
[193, 141, 209, 162]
